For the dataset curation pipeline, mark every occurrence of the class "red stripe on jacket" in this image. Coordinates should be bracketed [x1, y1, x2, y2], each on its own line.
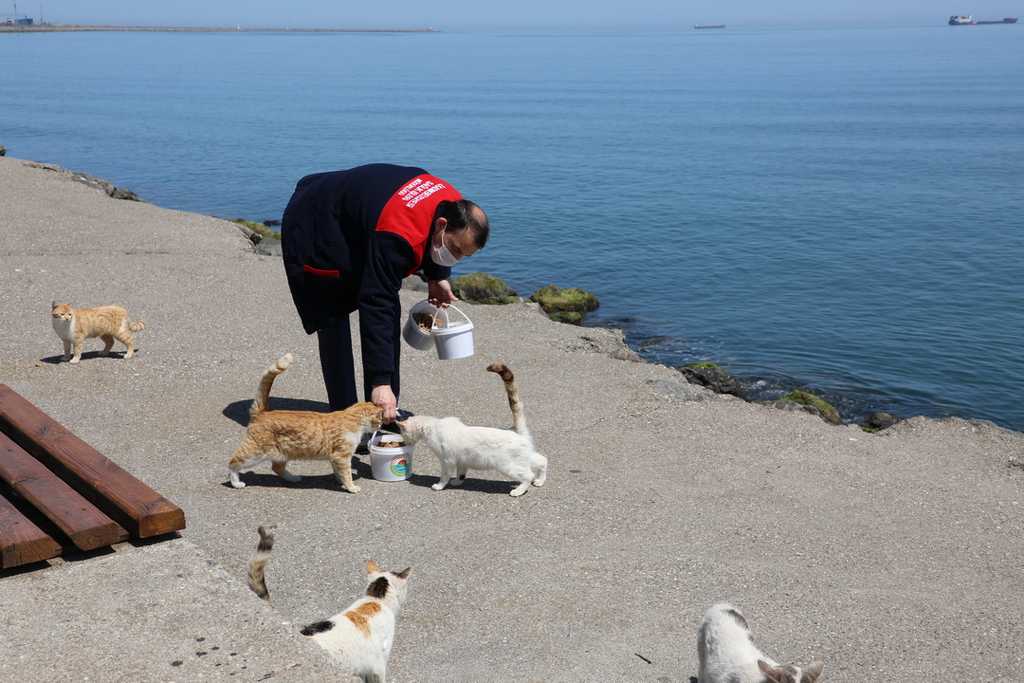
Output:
[375, 174, 462, 275]
[302, 264, 341, 278]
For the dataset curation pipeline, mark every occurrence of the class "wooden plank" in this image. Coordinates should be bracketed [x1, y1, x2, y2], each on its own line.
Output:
[0, 432, 127, 550]
[0, 490, 62, 569]
[0, 385, 185, 538]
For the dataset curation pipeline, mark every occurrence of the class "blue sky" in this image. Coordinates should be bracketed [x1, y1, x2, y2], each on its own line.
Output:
[13, 1, 1024, 29]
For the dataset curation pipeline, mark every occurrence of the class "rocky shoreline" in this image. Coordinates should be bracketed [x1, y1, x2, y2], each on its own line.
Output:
[439, 271, 917, 433]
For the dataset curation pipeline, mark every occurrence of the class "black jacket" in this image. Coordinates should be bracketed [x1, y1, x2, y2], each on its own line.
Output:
[281, 164, 461, 387]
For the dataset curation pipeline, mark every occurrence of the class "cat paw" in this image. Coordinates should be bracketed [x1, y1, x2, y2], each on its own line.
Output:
[431, 482, 447, 491]
[346, 484, 361, 494]
[230, 480, 246, 489]
[69, 357, 81, 364]
[532, 479, 546, 487]
[509, 487, 529, 497]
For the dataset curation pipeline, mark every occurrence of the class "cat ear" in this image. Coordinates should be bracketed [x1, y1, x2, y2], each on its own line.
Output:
[802, 661, 824, 681]
[395, 567, 412, 579]
[758, 661, 783, 683]
[51, 300, 56, 309]
[366, 560, 381, 574]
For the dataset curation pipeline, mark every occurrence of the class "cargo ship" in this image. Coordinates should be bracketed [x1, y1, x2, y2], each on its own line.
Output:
[949, 15, 1018, 25]
[694, 24, 726, 29]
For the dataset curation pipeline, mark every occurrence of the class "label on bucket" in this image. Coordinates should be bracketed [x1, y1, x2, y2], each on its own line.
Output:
[389, 457, 409, 478]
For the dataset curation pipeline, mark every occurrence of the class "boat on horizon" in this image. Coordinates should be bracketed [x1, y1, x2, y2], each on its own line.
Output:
[694, 24, 726, 30]
[949, 15, 1018, 25]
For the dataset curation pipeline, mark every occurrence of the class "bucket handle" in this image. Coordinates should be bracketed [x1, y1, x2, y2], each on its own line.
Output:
[431, 303, 471, 330]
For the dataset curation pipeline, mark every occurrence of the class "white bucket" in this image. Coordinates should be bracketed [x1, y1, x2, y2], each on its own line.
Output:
[402, 300, 438, 351]
[368, 432, 413, 481]
[431, 305, 475, 360]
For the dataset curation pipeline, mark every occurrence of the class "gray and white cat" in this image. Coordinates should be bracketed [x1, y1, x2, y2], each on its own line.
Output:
[697, 603, 824, 683]
[397, 362, 547, 496]
[248, 528, 411, 683]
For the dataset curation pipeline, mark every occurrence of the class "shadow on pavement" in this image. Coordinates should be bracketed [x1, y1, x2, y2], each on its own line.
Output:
[221, 396, 330, 426]
[39, 350, 129, 364]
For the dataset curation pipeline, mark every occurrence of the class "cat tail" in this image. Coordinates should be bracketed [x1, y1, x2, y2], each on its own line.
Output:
[487, 362, 531, 439]
[247, 525, 275, 601]
[128, 320, 145, 333]
[251, 353, 293, 418]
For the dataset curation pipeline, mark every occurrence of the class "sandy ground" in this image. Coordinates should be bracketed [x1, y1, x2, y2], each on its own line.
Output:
[1, 155, 1023, 682]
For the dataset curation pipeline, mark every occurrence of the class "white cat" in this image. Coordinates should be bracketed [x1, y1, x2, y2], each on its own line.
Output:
[397, 362, 548, 496]
[697, 603, 824, 683]
[246, 529, 410, 683]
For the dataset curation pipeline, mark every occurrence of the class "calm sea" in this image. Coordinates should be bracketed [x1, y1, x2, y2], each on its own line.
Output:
[2, 26, 1022, 429]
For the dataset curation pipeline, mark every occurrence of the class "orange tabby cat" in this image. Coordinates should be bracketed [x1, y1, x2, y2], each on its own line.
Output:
[50, 302, 145, 364]
[227, 353, 384, 494]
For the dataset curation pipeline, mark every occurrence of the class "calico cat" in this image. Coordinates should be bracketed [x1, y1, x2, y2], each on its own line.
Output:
[227, 353, 384, 493]
[246, 529, 411, 683]
[697, 603, 824, 683]
[397, 362, 547, 496]
[50, 301, 144, 363]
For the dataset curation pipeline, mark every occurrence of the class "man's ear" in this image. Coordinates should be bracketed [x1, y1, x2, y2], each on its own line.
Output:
[434, 216, 447, 232]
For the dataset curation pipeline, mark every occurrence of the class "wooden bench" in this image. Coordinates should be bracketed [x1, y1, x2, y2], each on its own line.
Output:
[0, 384, 185, 539]
[0, 384, 186, 570]
[0, 432, 127, 551]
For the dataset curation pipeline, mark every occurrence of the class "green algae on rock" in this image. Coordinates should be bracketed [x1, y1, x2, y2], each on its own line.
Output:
[778, 389, 842, 425]
[231, 218, 280, 242]
[679, 362, 744, 398]
[861, 411, 898, 433]
[451, 272, 518, 304]
[530, 285, 599, 325]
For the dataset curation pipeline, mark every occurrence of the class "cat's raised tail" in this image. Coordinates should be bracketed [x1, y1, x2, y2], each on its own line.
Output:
[251, 353, 293, 419]
[247, 525, 275, 601]
[487, 362, 530, 440]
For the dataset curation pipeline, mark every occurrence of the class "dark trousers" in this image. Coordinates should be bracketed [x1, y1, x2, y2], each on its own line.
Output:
[317, 315, 400, 411]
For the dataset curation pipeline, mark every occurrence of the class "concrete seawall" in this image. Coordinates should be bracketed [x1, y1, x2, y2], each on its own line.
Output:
[1, 155, 1022, 681]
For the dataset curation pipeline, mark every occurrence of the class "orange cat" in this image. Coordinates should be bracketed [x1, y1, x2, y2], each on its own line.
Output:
[50, 302, 145, 364]
[227, 353, 384, 494]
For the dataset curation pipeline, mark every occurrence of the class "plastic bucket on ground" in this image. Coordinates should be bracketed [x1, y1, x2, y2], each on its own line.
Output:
[402, 300, 438, 351]
[431, 305, 475, 360]
[368, 432, 413, 481]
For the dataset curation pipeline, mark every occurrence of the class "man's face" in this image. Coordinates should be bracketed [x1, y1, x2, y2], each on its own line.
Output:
[433, 218, 481, 261]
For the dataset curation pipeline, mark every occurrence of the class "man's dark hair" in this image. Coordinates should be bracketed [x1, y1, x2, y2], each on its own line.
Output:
[437, 199, 489, 249]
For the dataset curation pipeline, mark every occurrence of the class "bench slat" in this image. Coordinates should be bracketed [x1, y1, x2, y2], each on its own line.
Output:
[0, 491, 62, 569]
[0, 385, 185, 538]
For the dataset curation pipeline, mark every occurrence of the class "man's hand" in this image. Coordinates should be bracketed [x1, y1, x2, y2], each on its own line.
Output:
[428, 279, 458, 308]
[371, 385, 398, 422]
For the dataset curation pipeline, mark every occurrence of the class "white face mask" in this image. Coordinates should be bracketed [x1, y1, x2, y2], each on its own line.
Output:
[431, 228, 460, 268]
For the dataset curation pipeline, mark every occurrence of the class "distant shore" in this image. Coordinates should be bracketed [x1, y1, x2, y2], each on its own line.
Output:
[0, 24, 438, 34]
